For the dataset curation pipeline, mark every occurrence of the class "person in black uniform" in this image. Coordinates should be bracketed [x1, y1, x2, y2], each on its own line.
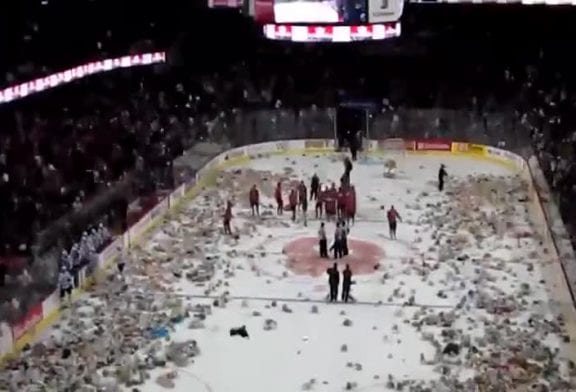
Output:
[318, 222, 328, 258]
[342, 264, 352, 303]
[301, 195, 308, 226]
[327, 263, 340, 302]
[340, 219, 349, 256]
[438, 164, 447, 191]
[349, 133, 359, 161]
[341, 157, 353, 188]
[344, 156, 353, 176]
[310, 174, 320, 201]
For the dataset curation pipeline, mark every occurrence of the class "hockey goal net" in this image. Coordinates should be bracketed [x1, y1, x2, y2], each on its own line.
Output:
[380, 138, 407, 174]
[380, 138, 407, 158]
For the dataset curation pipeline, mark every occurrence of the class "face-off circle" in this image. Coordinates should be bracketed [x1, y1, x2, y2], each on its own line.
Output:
[283, 237, 384, 277]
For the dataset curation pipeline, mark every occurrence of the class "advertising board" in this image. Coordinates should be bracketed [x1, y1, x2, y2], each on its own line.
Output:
[246, 142, 277, 156]
[128, 213, 151, 246]
[186, 176, 197, 191]
[11, 303, 43, 341]
[0, 323, 13, 357]
[454, 143, 487, 155]
[486, 146, 526, 169]
[451, 142, 469, 153]
[404, 140, 416, 151]
[195, 156, 219, 184]
[98, 237, 123, 269]
[170, 184, 186, 206]
[305, 139, 326, 149]
[225, 148, 246, 161]
[469, 144, 485, 154]
[368, 0, 404, 23]
[276, 141, 289, 151]
[414, 140, 451, 151]
[377, 138, 414, 151]
[149, 198, 168, 221]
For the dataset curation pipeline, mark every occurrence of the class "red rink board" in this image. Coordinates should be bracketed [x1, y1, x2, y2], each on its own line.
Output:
[414, 140, 452, 151]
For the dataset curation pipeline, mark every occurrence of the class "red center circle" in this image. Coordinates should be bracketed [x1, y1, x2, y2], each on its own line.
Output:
[283, 237, 385, 277]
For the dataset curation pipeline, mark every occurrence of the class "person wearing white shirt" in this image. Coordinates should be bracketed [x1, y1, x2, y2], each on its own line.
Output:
[98, 223, 110, 246]
[60, 249, 72, 271]
[340, 219, 349, 256]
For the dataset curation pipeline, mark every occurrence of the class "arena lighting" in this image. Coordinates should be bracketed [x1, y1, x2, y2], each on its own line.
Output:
[0, 51, 166, 105]
[263, 22, 401, 42]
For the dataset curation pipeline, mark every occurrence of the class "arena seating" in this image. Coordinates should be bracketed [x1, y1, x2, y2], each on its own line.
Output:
[0, 4, 575, 323]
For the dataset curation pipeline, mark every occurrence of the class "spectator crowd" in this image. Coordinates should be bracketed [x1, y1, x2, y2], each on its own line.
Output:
[1, 4, 576, 323]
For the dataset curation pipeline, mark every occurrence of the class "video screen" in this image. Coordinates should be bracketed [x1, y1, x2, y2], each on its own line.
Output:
[274, 0, 368, 24]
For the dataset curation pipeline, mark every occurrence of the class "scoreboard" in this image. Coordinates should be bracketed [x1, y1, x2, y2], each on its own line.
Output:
[250, 0, 404, 24]
[207, 0, 403, 41]
[248, 0, 403, 41]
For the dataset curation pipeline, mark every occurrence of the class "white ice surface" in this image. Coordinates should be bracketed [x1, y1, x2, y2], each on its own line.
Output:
[129, 153, 572, 392]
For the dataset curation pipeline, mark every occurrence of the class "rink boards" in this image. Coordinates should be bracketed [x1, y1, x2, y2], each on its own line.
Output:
[2, 138, 575, 364]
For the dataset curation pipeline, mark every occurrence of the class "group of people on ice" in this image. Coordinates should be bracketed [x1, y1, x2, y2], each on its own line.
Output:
[222, 155, 408, 240]
[277, 180, 310, 224]
[273, 177, 356, 227]
[219, 155, 448, 306]
[274, 157, 357, 225]
[222, 157, 357, 232]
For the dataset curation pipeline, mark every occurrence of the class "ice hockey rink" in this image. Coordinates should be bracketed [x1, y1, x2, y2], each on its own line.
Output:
[16, 149, 576, 391]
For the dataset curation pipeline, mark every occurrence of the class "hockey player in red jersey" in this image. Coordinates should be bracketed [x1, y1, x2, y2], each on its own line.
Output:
[275, 182, 283, 215]
[341, 172, 350, 189]
[249, 185, 260, 216]
[345, 186, 356, 225]
[289, 188, 298, 221]
[387, 205, 402, 240]
[223, 200, 233, 235]
[315, 187, 324, 219]
[337, 187, 346, 219]
[324, 184, 338, 221]
[328, 182, 337, 198]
